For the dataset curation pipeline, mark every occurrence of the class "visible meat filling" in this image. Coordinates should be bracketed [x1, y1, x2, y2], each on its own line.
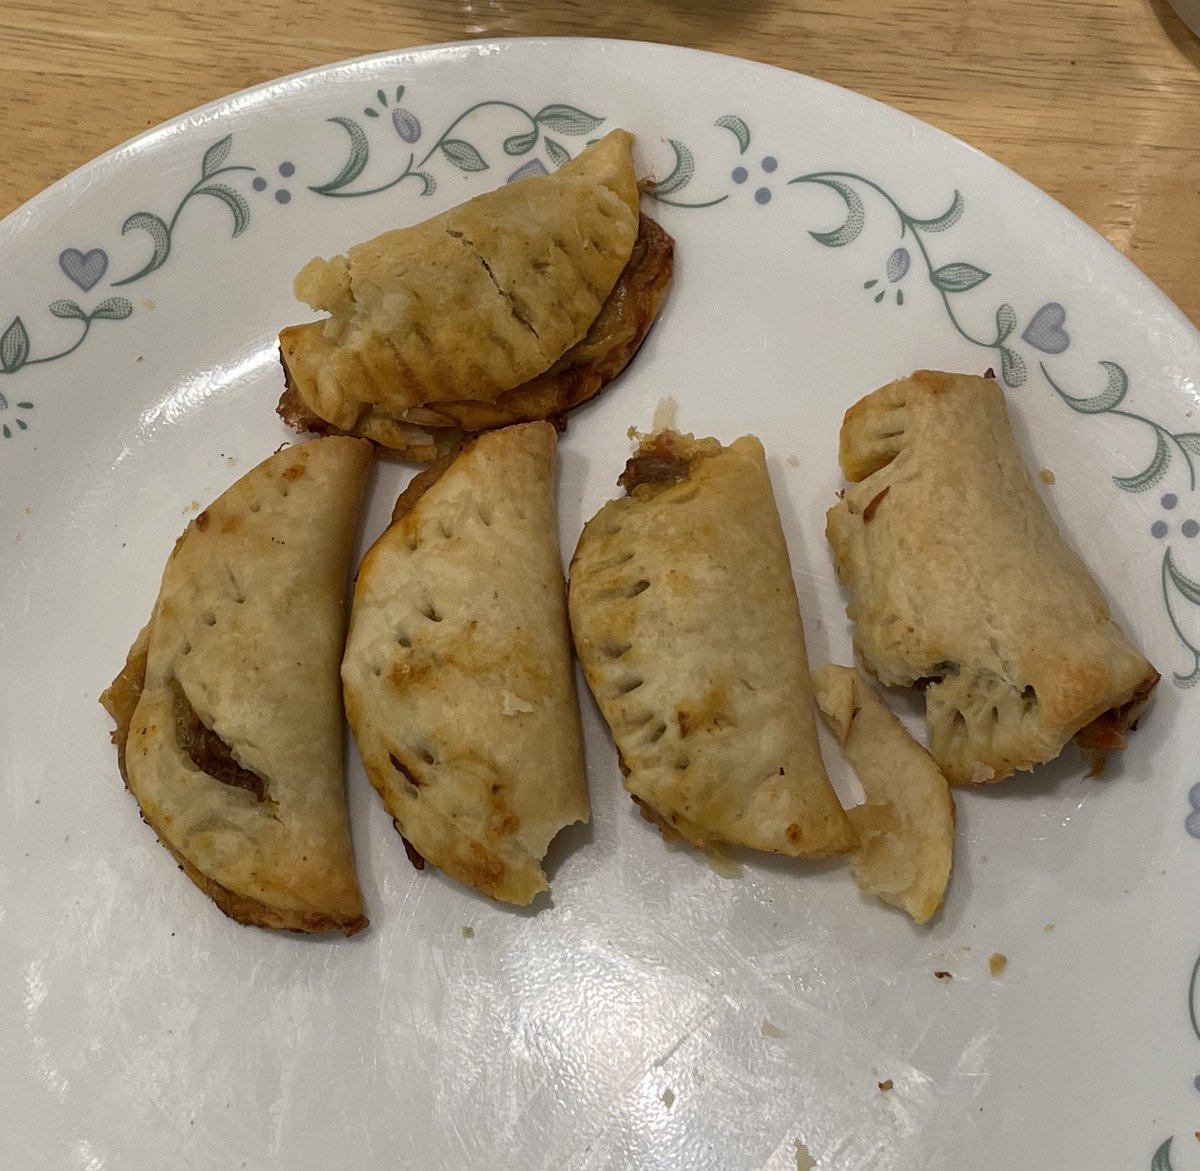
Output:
[618, 432, 692, 495]
[171, 680, 267, 799]
[1074, 667, 1161, 769]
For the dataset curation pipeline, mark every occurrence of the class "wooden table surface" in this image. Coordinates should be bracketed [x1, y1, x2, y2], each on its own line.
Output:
[3, 0, 1199, 327]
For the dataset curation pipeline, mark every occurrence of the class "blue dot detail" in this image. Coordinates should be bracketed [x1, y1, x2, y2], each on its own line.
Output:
[279, 161, 296, 178]
[252, 177, 268, 192]
[1163, 493, 1179, 510]
[761, 156, 778, 173]
[275, 190, 292, 205]
[1185, 520, 1199, 538]
[732, 167, 748, 184]
[1152, 520, 1169, 539]
[1193, 1073, 1200, 1091]
[755, 188, 772, 205]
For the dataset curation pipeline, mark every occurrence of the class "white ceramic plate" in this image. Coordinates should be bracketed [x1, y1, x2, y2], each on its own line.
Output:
[3, 38, 1199, 1171]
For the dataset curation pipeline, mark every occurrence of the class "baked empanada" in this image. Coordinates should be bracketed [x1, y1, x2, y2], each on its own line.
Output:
[100, 438, 372, 935]
[569, 430, 856, 858]
[277, 130, 673, 457]
[826, 370, 1159, 784]
[341, 422, 589, 905]
[279, 212, 674, 460]
[812, 665, 954, 924]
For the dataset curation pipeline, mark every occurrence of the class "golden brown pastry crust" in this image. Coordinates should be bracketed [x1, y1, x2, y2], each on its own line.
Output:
[100, 438, 371, 935]
[341, 422, 589, 905]
[812, 665, 954, 924]
[569, 430, 856, 857]
[826, 370, 1159, 784]
[278, 211, 674, 460]
[282, 130, 639, 430]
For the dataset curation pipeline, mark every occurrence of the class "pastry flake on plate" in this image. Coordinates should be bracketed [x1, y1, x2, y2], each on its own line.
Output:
[569, 429, 856, 858]
[100, 437, 372, 935]
[341, 421, 589, 905]
[812, 664, 954, 924]
[826, 370, 1159, 784]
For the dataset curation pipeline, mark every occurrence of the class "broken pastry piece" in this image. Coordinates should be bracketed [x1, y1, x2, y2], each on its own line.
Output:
[341, 422, 589, 905]
[569, 429, 856, 858]
[278, 130, 674, 459]
[826, 370, 1159, 784]
[100, 438, 372, 935]
[812, 665, 954, 924]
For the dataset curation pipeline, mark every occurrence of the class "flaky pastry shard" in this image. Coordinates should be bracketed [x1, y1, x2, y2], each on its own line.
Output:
[100, 438, 372, 935]
[569, 430, 856, 858]
[812, 665, 954, 924]
[341, 422, 589, 905]
[826, 370, 1159, 785]
[277, 131, 673, 457]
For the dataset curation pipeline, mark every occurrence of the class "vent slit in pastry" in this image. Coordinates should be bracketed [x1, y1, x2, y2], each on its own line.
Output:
[569, 428, 856, 858]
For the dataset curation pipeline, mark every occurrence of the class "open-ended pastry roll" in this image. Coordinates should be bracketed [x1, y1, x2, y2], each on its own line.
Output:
[277, 131, 674, 459]
[100, 438, 372, 935]
[569, 429, 856, 858]
[341, 422, 589, 905]
[826, 370, 1159, 785]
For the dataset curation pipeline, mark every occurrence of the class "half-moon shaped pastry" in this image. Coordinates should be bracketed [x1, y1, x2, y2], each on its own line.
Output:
[826, 370, 1159, 784]
[569, 429, 856, 858]
[100, 437, 372, 935]
[277, 130, 673, 458]
[341, 422, 589, 905]
[812, 664, 954, 924]
[279, 211, 674, 461]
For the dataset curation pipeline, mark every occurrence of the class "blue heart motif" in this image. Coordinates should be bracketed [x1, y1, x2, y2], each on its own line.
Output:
[1021, 302, 1070, 354]
[59, 248, 109, 292]
[1186, 783, 1200, 839]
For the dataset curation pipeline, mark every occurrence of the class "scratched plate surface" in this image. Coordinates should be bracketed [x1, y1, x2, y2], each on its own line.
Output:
[2, 40, 1200, 1171]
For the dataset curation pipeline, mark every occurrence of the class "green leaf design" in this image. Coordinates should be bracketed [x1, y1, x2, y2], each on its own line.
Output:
[1151, 1136, 1175, 1171]
[1166, 549, 1200, 607]
[414, 171, 437, 196]
[91, 297, 133, 321]
[1114, 429, 1170, 492]
[201, 135, 233, 179]
[1047, 360, 1128, 414]
[1176, 433, 1200, 456]
[194, 184, 250, 237]
[48, 300, 86, 320]
[995, 302, 1017, 343]
[930, 262, 991, 293]
[999, 345, 1027, 388]
[544, 137, 570, 169]
[533, 104, 604, 135]
[714, 114, 751, 155]
[1, 317, 30, 373]
[653, 139, 696, 197]
[802, 179, 866, 248]
[503, 129, 539, 156]
[308, 117, 370, 195]
[114, 211, 171, 285]
[441, 139, 488, 172]
[911, 190, 964, 233]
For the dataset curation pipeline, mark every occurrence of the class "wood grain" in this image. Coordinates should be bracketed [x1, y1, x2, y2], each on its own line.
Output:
[2, 0, 1198, 324]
